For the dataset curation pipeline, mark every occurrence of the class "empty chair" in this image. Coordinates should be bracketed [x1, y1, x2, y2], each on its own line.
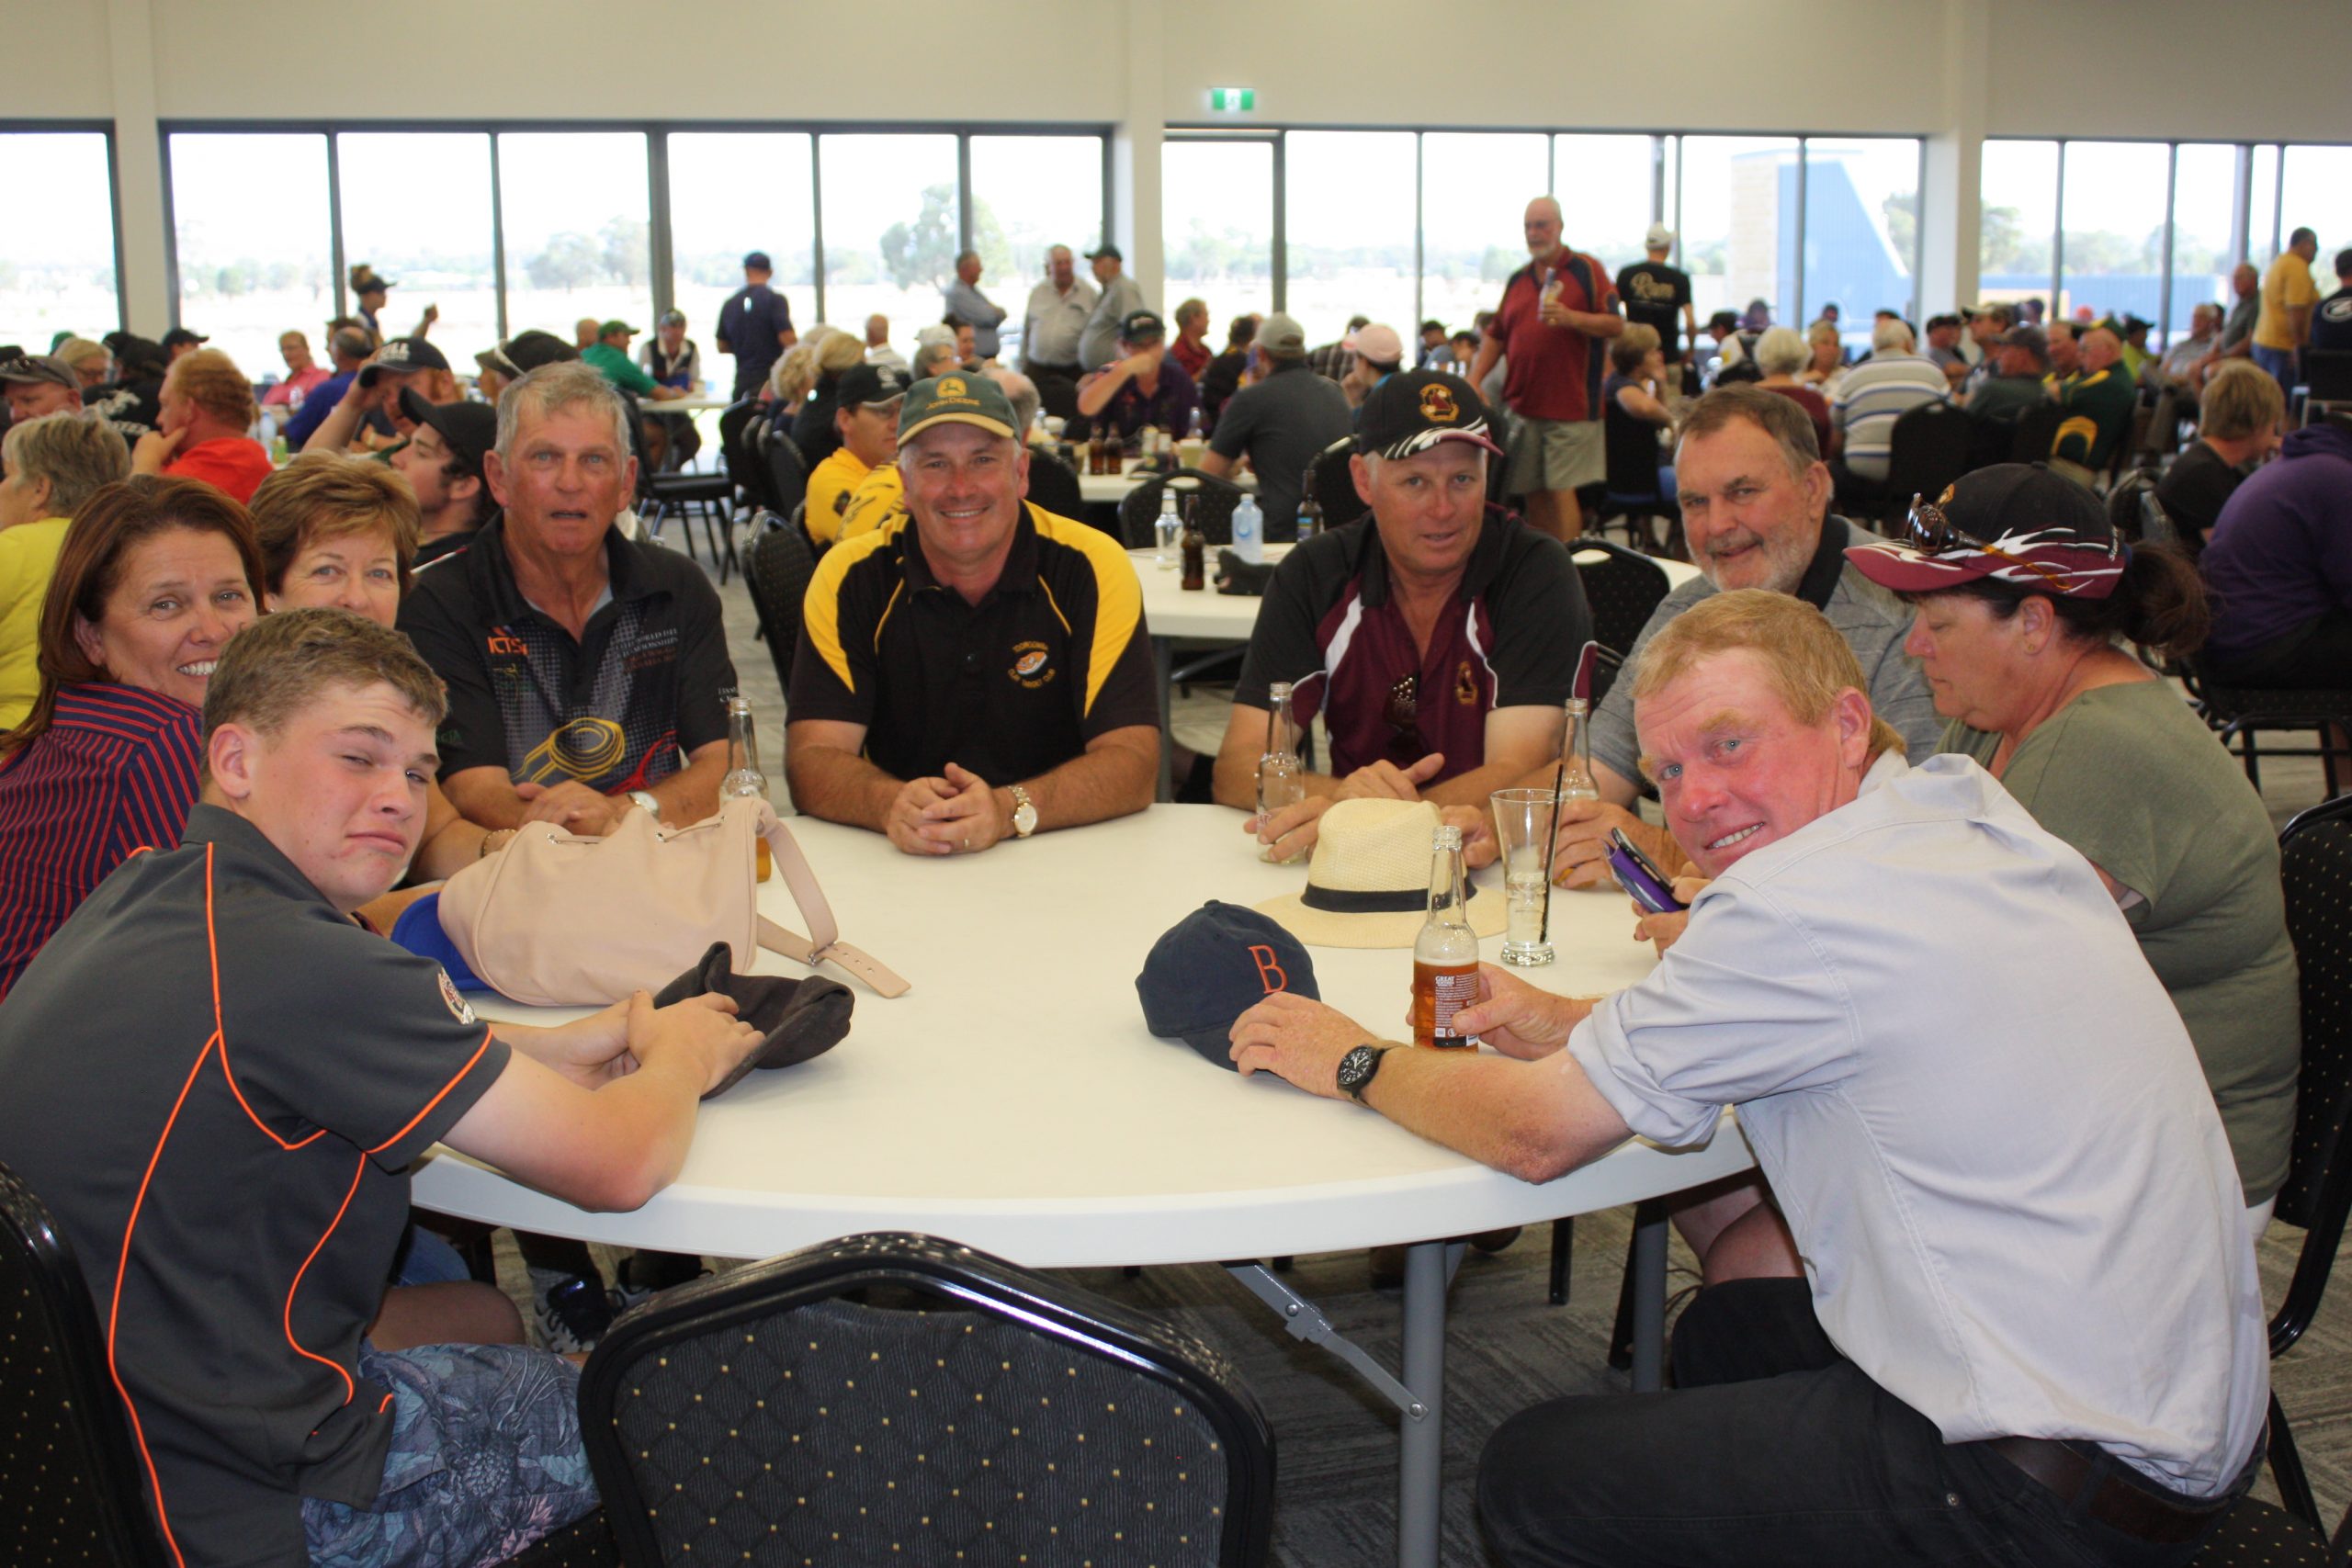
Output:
[1307, 436, 1369, 530]
[1120, 468, 1247, 549]
[1024, 444, 1086, 519]
[742, 511, 819, 699]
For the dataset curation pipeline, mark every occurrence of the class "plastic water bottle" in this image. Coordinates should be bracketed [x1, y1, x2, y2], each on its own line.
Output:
[1231, 493, 1264, 564]
[1155, 489, 1181, 570]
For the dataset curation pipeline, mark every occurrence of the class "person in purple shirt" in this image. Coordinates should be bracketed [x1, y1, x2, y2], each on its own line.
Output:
[2199, 413, 2352, 689]
[1074, 310, 1199, 443]
[0, 475, 263, 998]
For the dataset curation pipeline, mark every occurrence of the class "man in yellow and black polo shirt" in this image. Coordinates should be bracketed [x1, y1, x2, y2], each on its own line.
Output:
[804, 361, 909, 546]
[786, 373, 1159, 856]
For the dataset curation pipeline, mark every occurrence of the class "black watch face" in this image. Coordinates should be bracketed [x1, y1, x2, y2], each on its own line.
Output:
[1339, 1044, 1379, 1095]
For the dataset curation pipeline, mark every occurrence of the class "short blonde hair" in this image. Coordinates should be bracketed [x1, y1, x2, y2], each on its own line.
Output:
[165, 347, 257, 430]
[1806, 320, 1841, 348]
[815, 328, 865, 376]
[2200, 360, 2285, 444]
[54, 337, 111, 378]
[1610, 322, 1661, 376]
[248, 453, 421, 597]
[770, 342, 821, 403]
[1632, 589, 1904, 775]
[1755, 326, 1810, 378]
[0, 412, 130, 519]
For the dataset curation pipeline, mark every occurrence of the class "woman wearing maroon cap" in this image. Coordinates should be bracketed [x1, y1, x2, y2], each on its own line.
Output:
[1846, 464, 2297, 1229]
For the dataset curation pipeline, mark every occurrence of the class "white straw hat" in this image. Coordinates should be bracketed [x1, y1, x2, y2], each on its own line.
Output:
[1255, 799, 1507, 950]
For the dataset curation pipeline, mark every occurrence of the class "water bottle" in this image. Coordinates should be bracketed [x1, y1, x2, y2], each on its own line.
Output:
[1155, 489, 1181, 570]
[1231, 493, 1264, 564]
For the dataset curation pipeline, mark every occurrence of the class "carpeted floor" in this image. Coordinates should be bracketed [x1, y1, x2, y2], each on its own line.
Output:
[573, 523, 2352, 1562]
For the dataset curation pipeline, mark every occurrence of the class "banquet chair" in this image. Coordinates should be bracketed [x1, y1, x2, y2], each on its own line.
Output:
[2009, 401, 2069, 467]
[1307, 437, 1369, 530]
[1120, 468, 1245, 548]
[1569, 540, 1670, 705]
[579, 1232, 1274, 1568]
[0, 1159, 616, 1568]
[742, 512, 817, 700]
[1865, 400, 1973, 525]
[1023, 445, 1086, 520]
[758, 420, 810, 528]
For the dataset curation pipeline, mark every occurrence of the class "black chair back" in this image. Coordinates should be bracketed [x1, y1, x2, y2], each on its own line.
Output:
[1120, 468, 1246, 548]
[743, 513, 818, 698]
[581, 1232, 1273, 1568]
[2009, 400, 2068, 466]
[1882, 400, 1974, 508]
[0, 1159, 172, 1566]
[1023, 446, 1086, 520]
[1571, 540, 1671, 704]
[717, 398, 762, 497]
[2269, 792, 2352, 1338]
[2302, 350, 2352, 403]
[2106, 467, 2160, 541]
[760, 423, 809, 524]
[1309, 438, 1369, 529]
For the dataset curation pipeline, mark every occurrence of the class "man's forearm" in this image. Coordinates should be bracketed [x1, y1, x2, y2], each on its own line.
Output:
[302, 391, 371, 454]
[646, 750, 726, 826]
[1362, 1037, 1615, 1184]
[1566, 310, 1624, 337]
[786, 745, 905, 832]
[1424, 758, 1550, 809]
[445, 775, 531, 830]
[1015, 734, 1158, 831]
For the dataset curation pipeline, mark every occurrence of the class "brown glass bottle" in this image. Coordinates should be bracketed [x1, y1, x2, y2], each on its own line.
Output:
[1411, 826, 1479, 1047]
[1179, 500, 1206, 591]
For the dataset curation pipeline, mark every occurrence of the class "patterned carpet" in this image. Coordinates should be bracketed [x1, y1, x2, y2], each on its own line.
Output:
[569, 529, 2352, 1562]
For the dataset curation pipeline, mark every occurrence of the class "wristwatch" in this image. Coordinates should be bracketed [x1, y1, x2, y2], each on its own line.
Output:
[628, 789, 662, 821]
[1337, 1043, 1393, 1101]
[1008, 784, 1038, 839]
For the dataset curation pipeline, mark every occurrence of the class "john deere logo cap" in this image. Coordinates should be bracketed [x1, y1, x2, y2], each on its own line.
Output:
[897, 372, 1018, 447]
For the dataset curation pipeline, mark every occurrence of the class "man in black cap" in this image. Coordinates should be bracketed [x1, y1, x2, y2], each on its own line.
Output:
[787, 372, 1159, 856]
[161, 326, 209, 363]
[1196, 310, 1353, 539]
[472, 329, 578, 405]
[1079, 243, 1148, 372]
[391, 388, 500, 569]
[92, 331, 171, 441]
[805, 360, 910, 547]
[715, 249, 797, 400]
[1213, 370, 1590, 862]
[1074, 310, 1198, 443]
[1965, 324, 2052, 429]
[0, 353, 85, 423]
[299, 336, 457, 457]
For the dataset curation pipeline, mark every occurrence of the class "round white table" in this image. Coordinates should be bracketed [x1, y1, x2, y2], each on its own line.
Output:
[1078, 456, 1258, 504]
[411, 806, 1750, 1568]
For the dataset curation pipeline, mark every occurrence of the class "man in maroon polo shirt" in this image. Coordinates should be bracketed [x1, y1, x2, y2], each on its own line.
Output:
[1469, 195, 1625, 543]
[1210, 370, 1591, 861]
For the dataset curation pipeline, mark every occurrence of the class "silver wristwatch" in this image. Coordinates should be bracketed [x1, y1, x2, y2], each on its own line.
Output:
[1008, 784, 1038, 838]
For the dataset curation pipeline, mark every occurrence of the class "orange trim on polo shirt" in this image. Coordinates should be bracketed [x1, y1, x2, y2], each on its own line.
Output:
[284, 1156, 367, 1409]
[204, 843, 325, 1152]
[368, 1027, 495, 1155]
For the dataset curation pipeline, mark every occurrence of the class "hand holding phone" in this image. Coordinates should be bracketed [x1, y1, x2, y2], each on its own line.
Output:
[1606, 829, 1685, 915]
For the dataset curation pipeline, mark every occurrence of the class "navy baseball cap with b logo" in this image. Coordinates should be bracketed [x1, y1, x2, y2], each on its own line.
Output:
[1136, 900, 1319, 1070]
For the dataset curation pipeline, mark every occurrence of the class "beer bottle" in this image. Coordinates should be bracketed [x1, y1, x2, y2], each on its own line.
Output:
[1255, 681, 1306, 853]
[1412, 826, 1480, 1048]
[1179, 496, 1206, 591]
[721, 694, 773, 882]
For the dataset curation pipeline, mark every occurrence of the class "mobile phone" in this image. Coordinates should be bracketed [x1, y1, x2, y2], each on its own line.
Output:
[1606, 829, 1685, 915]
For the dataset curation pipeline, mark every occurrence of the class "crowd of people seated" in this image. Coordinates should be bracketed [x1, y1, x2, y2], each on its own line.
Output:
[0, 196, 2344, 1568]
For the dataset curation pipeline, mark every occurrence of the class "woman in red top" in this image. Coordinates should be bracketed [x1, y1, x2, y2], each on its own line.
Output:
[1755, 326, 1835, 457]
[0, 476, 263, 998]
[132, 346, 275, 504]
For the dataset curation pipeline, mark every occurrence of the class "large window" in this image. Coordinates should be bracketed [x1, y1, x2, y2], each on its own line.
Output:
[1285, 131, 1415, 352]
[1679, 136, 1798, 329]
[669, 132, 815, 389]
[169, 131, 334, 378]
[969, 134, 1103, 365]
[2247, 144, 2281, 267]
[2058, 141, 2168, 325]
[337, 131, 497, 364]
[1553, 134, 1655, 276]
[1804, 140, 1917, 328]
[1419, 132, 1548, 345]
[2169, 144, 2240, 344]
[2280, 144, 2352, 282]
[1979, 140, 2059, 311]
[819, 133, 957, 344]
[2, 131, 118, 354]
[496, 131, 651, 349]
[1162, 137, 1274, 355]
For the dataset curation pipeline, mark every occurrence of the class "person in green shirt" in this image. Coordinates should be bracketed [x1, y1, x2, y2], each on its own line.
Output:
[2045, 326, 2138, 485]
[581, 321, 684, 404]
[1847, 465, 2298, 1228]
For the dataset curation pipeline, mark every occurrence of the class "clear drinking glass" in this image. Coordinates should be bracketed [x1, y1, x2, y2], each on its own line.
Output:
[1490, 788, 1561, 966]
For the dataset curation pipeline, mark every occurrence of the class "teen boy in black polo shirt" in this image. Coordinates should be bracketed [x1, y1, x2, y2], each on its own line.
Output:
[398, 361, 734, 839]
[1211, 370, 1589, 863]
[786, 373, 1159, 856]
[0, 608, 758, 1568]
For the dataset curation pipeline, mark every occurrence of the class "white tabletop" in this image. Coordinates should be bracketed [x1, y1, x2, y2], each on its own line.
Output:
[651, 392, 734, 414]
[1078, 457, 1258, 504]
[411, 806, 1750, 1266]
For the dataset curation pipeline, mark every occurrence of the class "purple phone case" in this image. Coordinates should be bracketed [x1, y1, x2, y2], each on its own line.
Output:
[1607, 835, 1684, 914]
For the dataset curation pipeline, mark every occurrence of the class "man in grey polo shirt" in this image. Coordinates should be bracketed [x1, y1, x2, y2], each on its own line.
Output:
[1539, 385, 1937, 888]
[1020, 243, 1097, 420]
[1195, 311, 1353, 539]
[1078, 243, 1148, 372]
[942, 250, 1006, 362]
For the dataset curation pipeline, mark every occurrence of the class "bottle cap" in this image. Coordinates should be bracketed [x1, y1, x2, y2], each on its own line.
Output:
[1434, 826, 1463, 851]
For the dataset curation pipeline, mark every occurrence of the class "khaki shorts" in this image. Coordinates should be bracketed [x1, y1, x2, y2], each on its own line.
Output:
[1504, 415, 1605, 495]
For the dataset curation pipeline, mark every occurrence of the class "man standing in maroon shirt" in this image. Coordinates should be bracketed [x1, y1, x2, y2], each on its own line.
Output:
[1470, 196, 1625, 543]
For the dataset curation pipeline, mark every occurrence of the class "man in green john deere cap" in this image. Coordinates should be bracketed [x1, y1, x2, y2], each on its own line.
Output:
[786, 372, 1160, 856]
[581, 321, 685, 403]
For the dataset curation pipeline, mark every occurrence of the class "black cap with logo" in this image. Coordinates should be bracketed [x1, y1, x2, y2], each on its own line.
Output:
[1355, 370, 1503, 461]
[357, 336, 453, 388]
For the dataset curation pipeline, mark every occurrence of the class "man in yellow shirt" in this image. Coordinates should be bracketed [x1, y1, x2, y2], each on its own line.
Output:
[2254, 227, 2322, 396]
[803, 362, 908, 546]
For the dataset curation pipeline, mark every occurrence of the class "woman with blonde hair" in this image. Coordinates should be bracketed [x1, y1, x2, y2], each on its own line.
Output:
[790, 326, 868, 468]
[1797, 318, 1848, 398]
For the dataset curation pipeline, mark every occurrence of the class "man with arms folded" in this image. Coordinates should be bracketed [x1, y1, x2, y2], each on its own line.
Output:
[398, 362, 734, 837]
[1230, 590, 2267, 1568]
[1020, 243, 1098, 420]
[787, 373, 1159, 856]
[1541, 386, 1939, 890]
[0, 607, 759, 1568]
[1213, 370, 1589, 862]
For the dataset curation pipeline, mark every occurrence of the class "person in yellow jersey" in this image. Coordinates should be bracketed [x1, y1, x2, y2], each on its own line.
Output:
[803, 361, 909, 546]
[786, 373, 1159, 856]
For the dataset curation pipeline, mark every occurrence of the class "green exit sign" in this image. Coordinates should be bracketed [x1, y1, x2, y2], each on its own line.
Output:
[1208, 87, 1255, 112]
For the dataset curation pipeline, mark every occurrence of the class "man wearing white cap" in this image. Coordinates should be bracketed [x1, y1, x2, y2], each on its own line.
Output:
[1617, 223, 1697, 368]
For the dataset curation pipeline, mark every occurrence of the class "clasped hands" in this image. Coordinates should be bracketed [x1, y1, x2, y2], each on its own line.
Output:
[1242, 751, 1497, 866]
[887, 761, 1012, 857]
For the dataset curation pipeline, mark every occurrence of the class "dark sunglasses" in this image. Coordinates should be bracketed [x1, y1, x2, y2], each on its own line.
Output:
[1905, 493, 2082, 591]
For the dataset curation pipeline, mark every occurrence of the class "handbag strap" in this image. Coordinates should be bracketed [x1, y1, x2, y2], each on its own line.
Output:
[752, 810, 911, 998]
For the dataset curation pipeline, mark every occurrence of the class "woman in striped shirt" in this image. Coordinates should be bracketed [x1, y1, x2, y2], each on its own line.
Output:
[0, 475, 263, 998]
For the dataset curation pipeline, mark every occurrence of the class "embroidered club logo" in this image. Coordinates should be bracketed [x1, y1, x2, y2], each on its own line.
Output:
[1419, 384, 1460, 423]
[437, 967, 477, 1025]
[1453, 659, 1479, 706]
[937, 376, 967, 400]
[1009, 640, 1056, 688]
